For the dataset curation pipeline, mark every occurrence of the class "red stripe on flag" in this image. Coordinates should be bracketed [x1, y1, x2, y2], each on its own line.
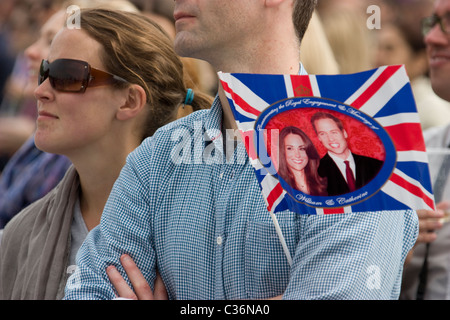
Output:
[351, 65, 403, 109]
[289, 75, 314, 97]
[390, 173, 435, 210]
[267, 183, 284, 212]
[384, 123, 426, 152]
[220, 80, 261, 117]
[220, 80, 232, 95]
[323, 208, 345, 215]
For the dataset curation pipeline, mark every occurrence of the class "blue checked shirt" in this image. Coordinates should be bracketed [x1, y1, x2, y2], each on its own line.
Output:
[64, 97, 418, 300]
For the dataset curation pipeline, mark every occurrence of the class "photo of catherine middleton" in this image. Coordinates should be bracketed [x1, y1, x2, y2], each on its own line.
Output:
[278, 126, 327, 196]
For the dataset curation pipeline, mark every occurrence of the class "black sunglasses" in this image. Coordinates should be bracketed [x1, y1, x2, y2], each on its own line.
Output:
[38, 58, 128, 93]
[422, 13, 450, 36]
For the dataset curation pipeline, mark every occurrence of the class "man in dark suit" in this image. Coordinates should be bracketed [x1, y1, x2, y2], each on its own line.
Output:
[311, 112, 383, 196]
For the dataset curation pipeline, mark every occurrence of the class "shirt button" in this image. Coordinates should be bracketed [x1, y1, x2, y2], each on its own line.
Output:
[219, 172, 224, 179]
[216, 236, 223, 245]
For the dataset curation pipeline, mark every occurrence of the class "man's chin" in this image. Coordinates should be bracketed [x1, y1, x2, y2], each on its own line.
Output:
[174, 33, 197, 57]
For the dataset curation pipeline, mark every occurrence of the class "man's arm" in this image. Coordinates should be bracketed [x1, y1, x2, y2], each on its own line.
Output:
[64, 139, 158, 300]
[283, 209, 418, 299]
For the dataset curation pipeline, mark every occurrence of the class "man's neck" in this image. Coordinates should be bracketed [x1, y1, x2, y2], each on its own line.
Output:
[328, 149, 352, 162]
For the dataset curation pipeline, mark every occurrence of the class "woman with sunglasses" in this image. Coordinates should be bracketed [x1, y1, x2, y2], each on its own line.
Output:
[0, 8, 212, 300]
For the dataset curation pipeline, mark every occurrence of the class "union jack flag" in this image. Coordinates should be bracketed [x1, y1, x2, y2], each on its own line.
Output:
[218, 65, 435, 215]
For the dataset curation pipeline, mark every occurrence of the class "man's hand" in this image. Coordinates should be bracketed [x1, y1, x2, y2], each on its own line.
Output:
[405, 202, 449, 266]
[416, 201, 449, 244]
[106, 254, 168, 300]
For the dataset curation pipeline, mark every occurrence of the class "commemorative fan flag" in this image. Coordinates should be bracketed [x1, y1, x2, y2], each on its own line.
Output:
[218, 65, 435, 216]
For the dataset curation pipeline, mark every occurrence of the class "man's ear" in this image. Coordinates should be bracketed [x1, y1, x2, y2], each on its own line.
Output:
[116, 84, 147, 121]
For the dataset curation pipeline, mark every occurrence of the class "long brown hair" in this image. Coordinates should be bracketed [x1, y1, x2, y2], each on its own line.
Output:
[278, 126, 327, 196]
[78, 8, 212, 140]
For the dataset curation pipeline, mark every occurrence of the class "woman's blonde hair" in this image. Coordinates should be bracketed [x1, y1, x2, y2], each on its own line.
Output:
[77, 8, 212, 139]
[300, 10, 339, 74]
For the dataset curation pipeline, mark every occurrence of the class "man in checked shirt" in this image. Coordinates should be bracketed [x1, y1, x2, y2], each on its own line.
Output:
[65, 0, 419, 300]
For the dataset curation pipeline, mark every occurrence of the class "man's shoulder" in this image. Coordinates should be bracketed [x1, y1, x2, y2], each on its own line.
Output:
[353, 153, 383, 163]
[138, 109, 211, 151]
[128, 108, 214, 172]
[320, 153, 332, 162]
[157, 109, 211, 135]
[319, 153, 335, 167]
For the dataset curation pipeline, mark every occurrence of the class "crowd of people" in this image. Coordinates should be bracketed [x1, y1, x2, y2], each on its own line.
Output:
[0, 0, 448, 300]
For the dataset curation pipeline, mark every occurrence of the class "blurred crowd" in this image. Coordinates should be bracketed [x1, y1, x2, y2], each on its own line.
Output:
[316, 0, 450, 131]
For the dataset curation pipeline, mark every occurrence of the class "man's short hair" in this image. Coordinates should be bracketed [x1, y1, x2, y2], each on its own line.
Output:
[293, 0, 318, 42]
[310, 111, 345, 133]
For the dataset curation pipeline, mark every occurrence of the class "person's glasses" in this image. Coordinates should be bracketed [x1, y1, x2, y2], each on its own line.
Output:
[38, 58, 128, 93]
[422, 13, 450, 36]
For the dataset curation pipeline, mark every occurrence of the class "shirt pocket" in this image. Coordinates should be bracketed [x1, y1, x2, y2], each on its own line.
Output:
[244, 217, 300, 299]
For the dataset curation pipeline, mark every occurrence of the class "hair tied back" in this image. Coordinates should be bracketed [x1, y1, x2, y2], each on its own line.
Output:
[184, 88, 195, 105]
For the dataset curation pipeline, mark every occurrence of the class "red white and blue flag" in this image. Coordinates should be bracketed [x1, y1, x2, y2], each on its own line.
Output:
[218, 65, 435, 215]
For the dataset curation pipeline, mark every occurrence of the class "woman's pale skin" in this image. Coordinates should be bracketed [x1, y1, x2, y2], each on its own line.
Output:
[284, 133, 309, 193]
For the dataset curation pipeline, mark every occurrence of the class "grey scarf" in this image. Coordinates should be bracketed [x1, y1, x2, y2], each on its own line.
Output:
[0, 166, 79, 300]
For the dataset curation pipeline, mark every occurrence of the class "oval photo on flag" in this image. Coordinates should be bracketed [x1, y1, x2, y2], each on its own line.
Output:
[254, 96, 396, 209]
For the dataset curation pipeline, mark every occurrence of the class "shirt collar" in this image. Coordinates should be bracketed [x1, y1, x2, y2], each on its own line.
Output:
[204, 95, 223, 141]
[298, 62, 307, 75]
